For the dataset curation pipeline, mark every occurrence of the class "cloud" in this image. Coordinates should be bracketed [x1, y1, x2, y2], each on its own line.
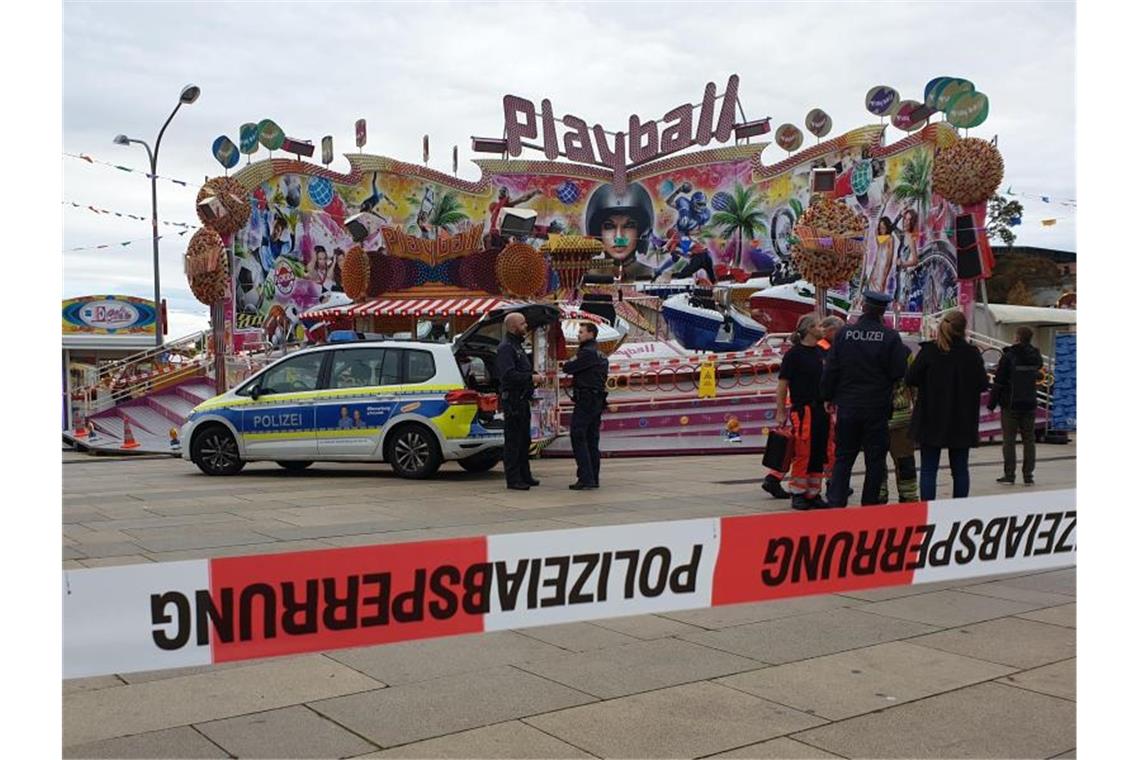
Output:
[63, 0, 1077, 313]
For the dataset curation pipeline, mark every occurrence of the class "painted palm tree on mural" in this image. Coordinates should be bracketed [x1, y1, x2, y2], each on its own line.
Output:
[891, 149, 933, 228]
[429, 189, 469, 238]
[711, 183, 767, 268]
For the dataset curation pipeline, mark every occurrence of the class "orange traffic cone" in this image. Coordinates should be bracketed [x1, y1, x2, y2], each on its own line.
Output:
[120, 419, 140, 449]
[73, 414, 88, 439]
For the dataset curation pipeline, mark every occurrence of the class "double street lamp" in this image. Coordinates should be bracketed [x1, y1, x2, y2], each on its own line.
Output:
[114, 84, 201, 347]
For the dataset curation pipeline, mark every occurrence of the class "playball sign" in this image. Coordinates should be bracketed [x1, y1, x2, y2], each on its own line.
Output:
[63, 295, 157, 335]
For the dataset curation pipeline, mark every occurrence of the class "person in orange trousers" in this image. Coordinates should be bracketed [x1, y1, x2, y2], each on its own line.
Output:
[775, 314, 831, 509]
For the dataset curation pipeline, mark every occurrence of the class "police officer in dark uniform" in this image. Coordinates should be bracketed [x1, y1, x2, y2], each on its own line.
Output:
[820, 290, 910, 507]
[495, 312, 541, 491]
[563, 322, 609, 489]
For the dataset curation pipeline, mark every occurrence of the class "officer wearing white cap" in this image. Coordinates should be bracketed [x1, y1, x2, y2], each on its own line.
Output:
[819, 290, 910, 507]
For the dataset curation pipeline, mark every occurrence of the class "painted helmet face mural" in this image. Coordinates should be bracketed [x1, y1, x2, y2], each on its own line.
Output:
[585, 182, 654, 260]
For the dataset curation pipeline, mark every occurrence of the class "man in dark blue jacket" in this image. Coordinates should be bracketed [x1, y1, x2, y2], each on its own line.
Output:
[820, 290, 910, 507]
[495, 312, 541, 491]
[563, 322, 609, 489]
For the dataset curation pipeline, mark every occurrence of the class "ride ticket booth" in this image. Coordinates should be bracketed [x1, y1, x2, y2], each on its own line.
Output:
[62, 296, 161, 431]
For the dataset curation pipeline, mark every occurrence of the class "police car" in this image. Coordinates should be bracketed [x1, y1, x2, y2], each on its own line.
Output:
[181, 304, 559, 479]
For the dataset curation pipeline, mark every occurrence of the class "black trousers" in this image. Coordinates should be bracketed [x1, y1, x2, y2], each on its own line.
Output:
[503, 409, 533, 486]
[827, 407, 889, 507]
[1001, 408, 1037, 479]
[570, 394, 604, 485]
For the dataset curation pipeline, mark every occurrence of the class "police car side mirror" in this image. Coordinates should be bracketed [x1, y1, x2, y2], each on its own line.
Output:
[250, 386, 262, 401]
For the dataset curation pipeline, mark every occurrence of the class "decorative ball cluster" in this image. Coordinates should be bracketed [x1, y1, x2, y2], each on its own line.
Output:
[342, 246, 369, 300]
[185, 228, 229, 304]
[370, 254, 416, 294]
[932, 137, 1004, 206]
[791, 196, 866, 288]
[457, 250, 500, 294]
[496, 243, 548, 298]
[542, 235, 604, 254]
[195, 176, 251, 238]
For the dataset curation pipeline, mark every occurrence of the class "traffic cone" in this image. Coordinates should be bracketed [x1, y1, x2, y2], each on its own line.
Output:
[73, 413, 88, 439]
[120, 419, 140, 449]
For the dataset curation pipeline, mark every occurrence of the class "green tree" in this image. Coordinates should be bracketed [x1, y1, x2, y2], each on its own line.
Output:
[1005, 280, 1035, 306]
[986, 194, 1024, 247]
[710, 183, 767, 267]
[429, 190, 469, 236]
[890, 149, 933, 226]
[988, 252, 1062, 303]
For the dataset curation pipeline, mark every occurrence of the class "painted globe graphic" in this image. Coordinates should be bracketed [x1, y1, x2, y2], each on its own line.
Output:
[308, 177, 334, 207]
[555, 180, 581, 205]
[711, 191, 733, 212]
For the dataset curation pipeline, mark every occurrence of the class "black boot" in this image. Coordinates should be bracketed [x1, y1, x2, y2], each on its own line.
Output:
[791, 494, 814, 511]
[763, 474, 791, 499]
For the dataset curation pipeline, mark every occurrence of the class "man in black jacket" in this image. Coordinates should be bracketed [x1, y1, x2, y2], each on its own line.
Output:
[989, 326, 1044, 485]
[820, 290, 910, 507]
[563, 322, 609, 489]
[495, 312, 542, 491]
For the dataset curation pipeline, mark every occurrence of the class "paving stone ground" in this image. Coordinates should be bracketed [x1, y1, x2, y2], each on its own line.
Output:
[63, 444, 1076, 759]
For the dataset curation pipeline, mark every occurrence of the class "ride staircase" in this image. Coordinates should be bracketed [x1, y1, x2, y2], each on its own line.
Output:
[65, 331, 218, 455]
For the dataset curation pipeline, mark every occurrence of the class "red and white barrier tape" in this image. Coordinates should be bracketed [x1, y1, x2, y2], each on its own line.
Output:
[64, 489, 1074, 679]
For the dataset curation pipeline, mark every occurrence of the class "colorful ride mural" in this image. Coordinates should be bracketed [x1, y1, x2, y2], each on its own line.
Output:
[186, 75, 1002, 355]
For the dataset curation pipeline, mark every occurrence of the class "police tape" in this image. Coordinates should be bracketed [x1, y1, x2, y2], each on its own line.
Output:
[63, 489, 1075, 679]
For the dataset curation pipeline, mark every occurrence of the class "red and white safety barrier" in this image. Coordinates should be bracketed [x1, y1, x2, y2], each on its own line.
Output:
[64, 490, 1075, 679]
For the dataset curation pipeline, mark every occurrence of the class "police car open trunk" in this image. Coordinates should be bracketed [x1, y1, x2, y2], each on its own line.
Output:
[452, 304, 563, 444]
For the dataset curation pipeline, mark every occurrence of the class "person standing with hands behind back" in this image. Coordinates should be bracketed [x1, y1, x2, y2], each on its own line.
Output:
[563, 322, 609, 490]
[989, 326, 1043, 486]
[496, 312, 542, 491]
[906, 309, 989, 499]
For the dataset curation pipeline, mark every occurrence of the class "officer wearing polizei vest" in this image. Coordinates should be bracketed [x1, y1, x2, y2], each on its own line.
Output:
[820, 290, 910, 507]
[495, 312, 542, 491]
[563, 322, 609, 489]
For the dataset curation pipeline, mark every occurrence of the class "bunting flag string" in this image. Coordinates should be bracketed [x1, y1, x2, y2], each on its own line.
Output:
[63, 152, 196, 188]
[63, 229, 193, 253]
[62, 201, 200, 230]
[1003, 187, 1077, 207]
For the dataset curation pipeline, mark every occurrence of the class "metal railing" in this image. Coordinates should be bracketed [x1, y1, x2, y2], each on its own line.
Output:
[920, 310, 1055, 414]
[71, 330, 210, 422]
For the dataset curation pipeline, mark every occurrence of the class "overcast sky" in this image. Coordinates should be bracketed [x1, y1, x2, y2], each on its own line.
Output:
[63, 0, 1076, 336]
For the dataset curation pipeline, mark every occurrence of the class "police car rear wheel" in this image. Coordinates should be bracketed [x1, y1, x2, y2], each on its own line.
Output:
[457, 449, 501, 473]
[386, 424, 441, 479]
[192, 426, 245, 476]
[276, 460, 314, 472]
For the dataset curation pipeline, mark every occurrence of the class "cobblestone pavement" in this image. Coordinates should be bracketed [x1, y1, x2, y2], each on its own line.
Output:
[63, 444, 1076, 758]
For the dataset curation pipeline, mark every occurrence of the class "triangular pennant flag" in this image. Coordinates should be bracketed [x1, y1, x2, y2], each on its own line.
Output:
[1042, 219, 1057, 226]
[79, 154, 93, 163]
[115, 165, 132, 172]
[1041, 196, 1050, 203]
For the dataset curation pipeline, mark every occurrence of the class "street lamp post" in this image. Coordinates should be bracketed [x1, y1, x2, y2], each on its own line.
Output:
[115, 84, 201, 348]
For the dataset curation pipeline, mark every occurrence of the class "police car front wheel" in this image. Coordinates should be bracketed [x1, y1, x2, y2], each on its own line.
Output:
[191, 425, 245, 476]
[385, 424, 442, 479]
